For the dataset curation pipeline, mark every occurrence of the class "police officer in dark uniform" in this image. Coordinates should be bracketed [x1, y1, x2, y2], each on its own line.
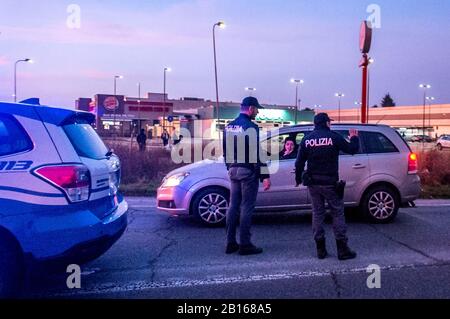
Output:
[223, 97, 271, 255]
[295, 113, 359, 260]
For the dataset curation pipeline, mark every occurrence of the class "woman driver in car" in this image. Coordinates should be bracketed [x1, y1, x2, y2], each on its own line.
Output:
[279, 137, 297, 160]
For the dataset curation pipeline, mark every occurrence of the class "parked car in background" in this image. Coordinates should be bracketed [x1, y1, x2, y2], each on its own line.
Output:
[436, 135, 450, 150]
[410, 135, 433, 143]
[157, 124, 421, 227]
[0, 99, 128, 297]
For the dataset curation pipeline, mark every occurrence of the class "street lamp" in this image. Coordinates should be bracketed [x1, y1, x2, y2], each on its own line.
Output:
[245, 87, 256, 96]
[419, 84, 431, 149]
[213, 21, 226, 132]
[113, 75, 123, 137]
[335, 93, 345, 123]
[426, 96, 435, 128]
[163, 67, 171, 131]
[14, 58, 33, 102]
[290, 79, 304, 125]
[137, 82, 141, 132]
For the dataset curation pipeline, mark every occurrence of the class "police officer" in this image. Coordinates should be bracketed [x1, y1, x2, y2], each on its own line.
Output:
[295, 113, 359, 260]
[223, 97, 271, 255]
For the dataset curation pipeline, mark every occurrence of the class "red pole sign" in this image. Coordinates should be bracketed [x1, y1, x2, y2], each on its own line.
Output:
[359, 21, 373, 124]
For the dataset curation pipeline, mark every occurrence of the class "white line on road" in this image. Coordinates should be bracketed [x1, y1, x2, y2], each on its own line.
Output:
[50, 262, 446, 297]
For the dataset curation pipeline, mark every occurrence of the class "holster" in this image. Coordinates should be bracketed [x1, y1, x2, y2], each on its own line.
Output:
[302, 171, 313, 187]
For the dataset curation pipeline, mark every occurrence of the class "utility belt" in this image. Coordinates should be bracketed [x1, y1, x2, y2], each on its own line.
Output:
[228, 163, 261, 178]
[303, 172, 346, 199]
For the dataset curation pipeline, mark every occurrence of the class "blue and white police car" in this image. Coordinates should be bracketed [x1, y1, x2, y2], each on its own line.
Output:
[0, 99, 128, 297]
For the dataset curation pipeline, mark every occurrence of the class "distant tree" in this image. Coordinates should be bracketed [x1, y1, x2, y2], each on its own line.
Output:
[302, 107, 313, 112]
[381, 93, 396, 107]
[371, 104, 379, 108]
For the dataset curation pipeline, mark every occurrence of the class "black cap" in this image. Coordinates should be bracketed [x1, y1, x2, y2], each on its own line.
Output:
[314, 113, 334, 125]
[241, 96, 264, 109]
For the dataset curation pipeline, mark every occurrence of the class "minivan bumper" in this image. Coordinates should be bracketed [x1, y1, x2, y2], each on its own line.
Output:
[157, 186, 191, 215]
[401, 174, 422, 202]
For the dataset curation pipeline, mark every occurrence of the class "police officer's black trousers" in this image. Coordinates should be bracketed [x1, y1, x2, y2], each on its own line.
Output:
[308, 185, 348, 242]
[226, 167, 259, 247]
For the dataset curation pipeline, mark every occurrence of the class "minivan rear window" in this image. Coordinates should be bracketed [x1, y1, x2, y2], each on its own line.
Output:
[63, 120, 109, 160]
[362, 132, 399, 154]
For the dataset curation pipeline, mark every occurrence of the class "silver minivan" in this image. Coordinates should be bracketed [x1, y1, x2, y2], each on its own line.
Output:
[157, 124, 421, 226]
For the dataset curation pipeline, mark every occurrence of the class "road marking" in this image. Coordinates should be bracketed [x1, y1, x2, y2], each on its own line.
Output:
[47, 262, 447, 297]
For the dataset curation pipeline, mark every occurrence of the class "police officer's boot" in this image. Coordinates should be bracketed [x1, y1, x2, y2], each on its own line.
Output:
[336, 239, 357, 260]
[315, 239, 328, 259]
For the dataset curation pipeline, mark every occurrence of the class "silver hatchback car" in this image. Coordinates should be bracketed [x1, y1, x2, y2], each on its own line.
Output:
[157, 124, 421, 226]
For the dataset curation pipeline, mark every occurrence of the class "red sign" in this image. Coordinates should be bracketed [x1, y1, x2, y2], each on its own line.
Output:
[360, 21, 372, 54]
[104, 96, 119, 111]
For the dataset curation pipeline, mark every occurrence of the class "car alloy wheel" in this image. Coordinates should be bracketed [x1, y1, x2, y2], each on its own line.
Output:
[197, 192, 228, 225]
[368, 191, 396, 220]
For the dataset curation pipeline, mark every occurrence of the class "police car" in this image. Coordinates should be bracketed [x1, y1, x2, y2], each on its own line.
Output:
[0, 99, 128, 297]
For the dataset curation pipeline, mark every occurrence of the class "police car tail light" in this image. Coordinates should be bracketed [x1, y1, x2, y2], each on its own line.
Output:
[35, 165, 90, 203]
[408, 152, 418, 174]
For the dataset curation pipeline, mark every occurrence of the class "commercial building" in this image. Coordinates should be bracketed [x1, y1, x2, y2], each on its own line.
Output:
[323, 104, 450, 138]
[76, 93, 315, 139]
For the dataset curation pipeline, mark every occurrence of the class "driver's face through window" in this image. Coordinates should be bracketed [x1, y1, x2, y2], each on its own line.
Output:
[283, 140, 295, 154]
[262, 132, 305, 161]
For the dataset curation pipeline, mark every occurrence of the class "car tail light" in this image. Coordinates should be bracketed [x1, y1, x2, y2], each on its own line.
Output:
[408, 152, 418, 174]
[35, 165, 90, 203]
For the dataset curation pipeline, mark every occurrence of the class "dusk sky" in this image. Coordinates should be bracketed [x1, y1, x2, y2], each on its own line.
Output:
[1, 0, 449, 109]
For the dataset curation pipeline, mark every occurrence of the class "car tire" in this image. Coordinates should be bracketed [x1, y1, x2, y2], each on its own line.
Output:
[0, 232, 24, 298]
[191, 187, 229, 227]
[437, 144, 443, 151]
[361, 186, 399, 224]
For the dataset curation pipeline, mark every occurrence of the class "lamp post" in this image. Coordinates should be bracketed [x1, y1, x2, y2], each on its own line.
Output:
[290, 79, 304, 125]
[213, 21, 226, 132]
[335, 93, 345, 123]
[419, 84, 431, 149]
[137, 82, 141, 132]
[426, 96, 435, 128]
[14, 58, 33, 102]
[163, 67, 171, 131]
[113, 75, 123, 138]
[245, 87, 256, 96]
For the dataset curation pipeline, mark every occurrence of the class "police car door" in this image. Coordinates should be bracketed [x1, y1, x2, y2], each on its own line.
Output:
[256, 131, 310, 210]
[335, 129, 370, 205]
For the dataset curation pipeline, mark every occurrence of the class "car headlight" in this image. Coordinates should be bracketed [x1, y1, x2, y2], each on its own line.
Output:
[161, 172, 190, 188]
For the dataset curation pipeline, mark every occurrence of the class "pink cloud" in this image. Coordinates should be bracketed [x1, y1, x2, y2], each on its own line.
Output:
[79, 69, 111, 80]
[0, 22, 201, 47]
[0, 56, 9, 65]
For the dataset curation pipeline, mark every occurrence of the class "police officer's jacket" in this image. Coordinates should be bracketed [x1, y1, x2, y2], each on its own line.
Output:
[295, 124, 359, 185]
[223, 113, 270, 182]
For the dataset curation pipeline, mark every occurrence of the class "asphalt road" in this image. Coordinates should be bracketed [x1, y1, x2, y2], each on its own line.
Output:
[26, 197, 450, 299]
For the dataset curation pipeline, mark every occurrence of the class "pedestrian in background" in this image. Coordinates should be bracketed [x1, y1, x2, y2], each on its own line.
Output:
[137, 128, 147, 152]
[161, 129, 170, 149]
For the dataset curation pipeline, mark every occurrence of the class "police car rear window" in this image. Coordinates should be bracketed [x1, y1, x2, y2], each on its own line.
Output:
[0, 114, 33, 157]
[63, 120, 109, 160]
